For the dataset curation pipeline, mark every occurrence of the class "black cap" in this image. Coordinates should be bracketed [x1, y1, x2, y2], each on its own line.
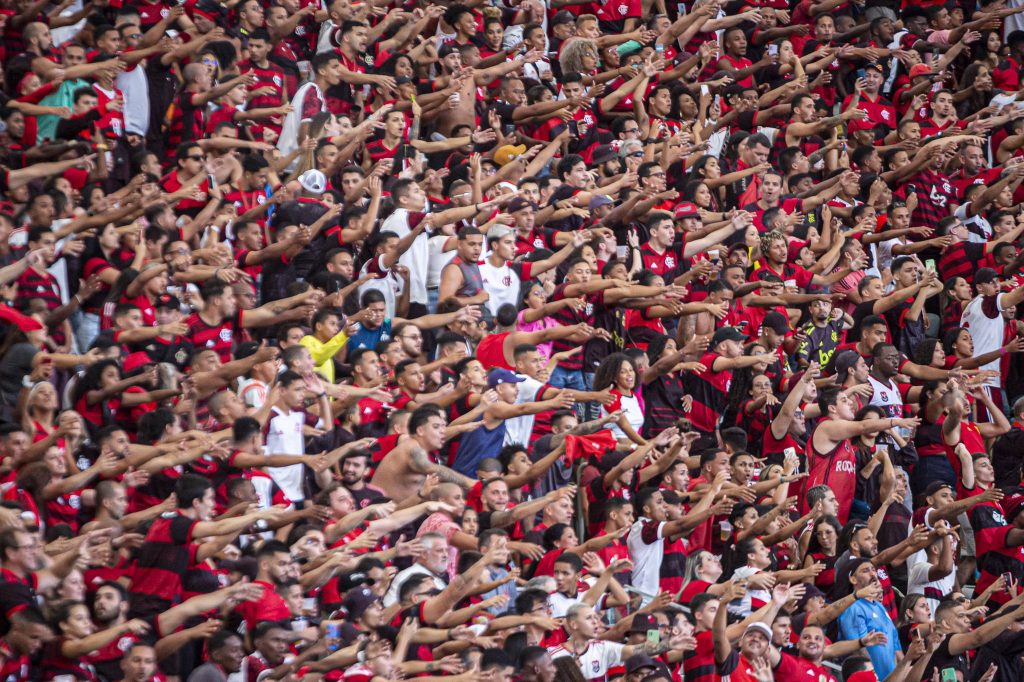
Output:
[762, 311, 789, 335]
[925, 481, 953, 497]
[710, 326, 746, 348]
[155, 293, 181, 310]
[975, 267, 999, 285]
[864, 61, 885, 74]
[507, 196, 537, 213]
[593, 144, 619, 165]
[551, 9, 576, 24]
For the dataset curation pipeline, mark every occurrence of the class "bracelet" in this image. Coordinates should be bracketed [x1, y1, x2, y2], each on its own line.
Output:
[858, 636, 866, 647]
[73, 294, 82, 305]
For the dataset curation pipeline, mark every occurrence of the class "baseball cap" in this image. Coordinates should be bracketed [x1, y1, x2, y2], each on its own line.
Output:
[123, 352, 154, 374]
[864, 61, 885, 74]
[494, 144, 527, 166]
[507, 196, 536, 213]
[593, 144, 619, 165]
[796, 583, 825, 610]
[674, 202, 700, 219]
[488, 368, 526, 389]
[710, 326, 746, 348]
[486, 224, 515, 242]
[155, 293, 181, 310]
[551, 9, 575, 24]
[337, 571, 375, 593]
[762, 311, 789, 335]
[625, 654, 658, 673]
[745, 622, 772, 639]
[299, 169, 326, 194]
[925, 481, 953, 497]
[589, 195, 614, 211]
[341, 586, 379, 620]
[909, 64, 932, 79]
[975, 267, 999, 285]
[846, 672, 879, 682]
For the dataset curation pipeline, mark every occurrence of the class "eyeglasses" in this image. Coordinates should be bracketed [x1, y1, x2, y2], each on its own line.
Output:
[400, 334, 422, 341]
[126, 33, 142, 40]
[629, 152, 644, 158]
[648, 172, 666, 178]
[188, 155, 206, 162]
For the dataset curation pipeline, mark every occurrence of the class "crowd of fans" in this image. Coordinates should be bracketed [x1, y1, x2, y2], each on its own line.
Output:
[9, 0, 1024, 680]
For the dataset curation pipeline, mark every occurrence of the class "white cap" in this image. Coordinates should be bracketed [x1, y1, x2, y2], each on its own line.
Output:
[299, 169, 327, 194]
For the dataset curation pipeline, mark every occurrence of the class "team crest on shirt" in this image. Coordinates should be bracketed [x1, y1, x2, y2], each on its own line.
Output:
[533, 237, 544, 247]
[68, 495, 81, 510]
[665, 256, 675, 268]
[592, 661, 601, 673]
[219, 329, 233, 342]
[942, 182, 952, 193]
[364, 54, 374, 67]
[880, 110, 890, 121]
[175, 349, 188, 365]
[160, 7, 169, 16]
[273, 75, 282, 87]
[503, 275, 512, 286]
[117, 636, 135, 652]
[585, 302, 594, 316]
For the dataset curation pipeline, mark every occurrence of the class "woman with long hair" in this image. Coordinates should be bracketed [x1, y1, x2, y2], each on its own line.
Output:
[803, 515, 842, 593]
[943, 326, 1024, 370]
[594, 353, 647, 446]
[679, 550, 730, 603]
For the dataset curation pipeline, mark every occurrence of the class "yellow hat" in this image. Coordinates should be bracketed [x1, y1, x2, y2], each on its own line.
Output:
[494, 144, 527, 166]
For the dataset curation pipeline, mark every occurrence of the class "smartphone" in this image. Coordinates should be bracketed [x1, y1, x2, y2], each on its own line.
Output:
[1003, 571, 1014, 586]
[646, 629, 661, 646]
[856, 68, 866, 80]
[940, 669, 957, 682]
[700, 84, 709, 97]
[767, 44, 778, 56]
[616, 245, 628, 259]
[712, 94, 721, 109]
[325, 623, 341, 652]
[568, 120, 579, 137]
[655, 43, 665, 54]
[925, 259, 937, 272]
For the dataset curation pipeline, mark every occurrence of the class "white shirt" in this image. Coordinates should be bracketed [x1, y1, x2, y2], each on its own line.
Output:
[382, 208, 430, 305]
[961, 293, 1007, 387]
[504, 375, 546, 446]
[479, 257, 525, 316]
[265, 407, 318, 501]
[358, 254, 404, 320]
[278, 82, 324, 164]
[908, 559, 956, 614]
[601, 393, 643, 440]
[426, 234, 457, 289]
[549, 640, 624, 682]
[627, 518, 665, 599]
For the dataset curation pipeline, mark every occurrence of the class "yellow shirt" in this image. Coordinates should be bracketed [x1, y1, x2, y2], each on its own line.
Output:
[299, 330, 349, 383]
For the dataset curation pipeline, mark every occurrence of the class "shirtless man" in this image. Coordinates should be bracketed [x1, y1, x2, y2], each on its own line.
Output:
[371, 405, 476, 501]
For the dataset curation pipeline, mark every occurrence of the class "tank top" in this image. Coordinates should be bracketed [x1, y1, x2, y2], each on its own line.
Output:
[451, 256, 483, 298]
[803, 427, 858, 524]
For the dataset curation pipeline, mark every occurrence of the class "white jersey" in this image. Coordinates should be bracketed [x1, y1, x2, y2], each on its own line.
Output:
[868, 375, 904, 420]
[479, 257, 526, 316]
[116, 65, 149, 136]
[549, 640, 624, 682]
[381, 209, 430, 305]
[265, 407, 319, 501]
[961, 293, 1007, 387]
[627, 518, 666, 599]
[277, 82, 323, 163]
[908, 559, 956, 614]
[503, 375, 546, 446]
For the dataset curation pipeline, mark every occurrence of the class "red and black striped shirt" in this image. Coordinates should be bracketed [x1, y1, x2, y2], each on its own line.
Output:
[185, 310, 248, 363]
[129, 513, 197, 617]
[684, 352, 731, 435]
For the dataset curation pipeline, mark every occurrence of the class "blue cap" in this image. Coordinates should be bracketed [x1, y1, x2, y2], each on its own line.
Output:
[488, 368, 526, 389]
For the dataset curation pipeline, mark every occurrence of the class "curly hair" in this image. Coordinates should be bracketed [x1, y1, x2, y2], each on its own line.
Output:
[559, 37, 598, 76]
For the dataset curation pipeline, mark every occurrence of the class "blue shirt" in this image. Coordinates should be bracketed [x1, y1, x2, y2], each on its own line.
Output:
[839, 598, 901, 679]
[346, 319, 392, 353]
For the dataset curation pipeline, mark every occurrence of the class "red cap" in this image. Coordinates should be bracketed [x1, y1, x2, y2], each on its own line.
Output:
[909, 64, 932, 79]
[673, 202, 700, 219]
[123, 352, 153, 374]
[846, 672, 879, 682]
[0, 305, 44, 331]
